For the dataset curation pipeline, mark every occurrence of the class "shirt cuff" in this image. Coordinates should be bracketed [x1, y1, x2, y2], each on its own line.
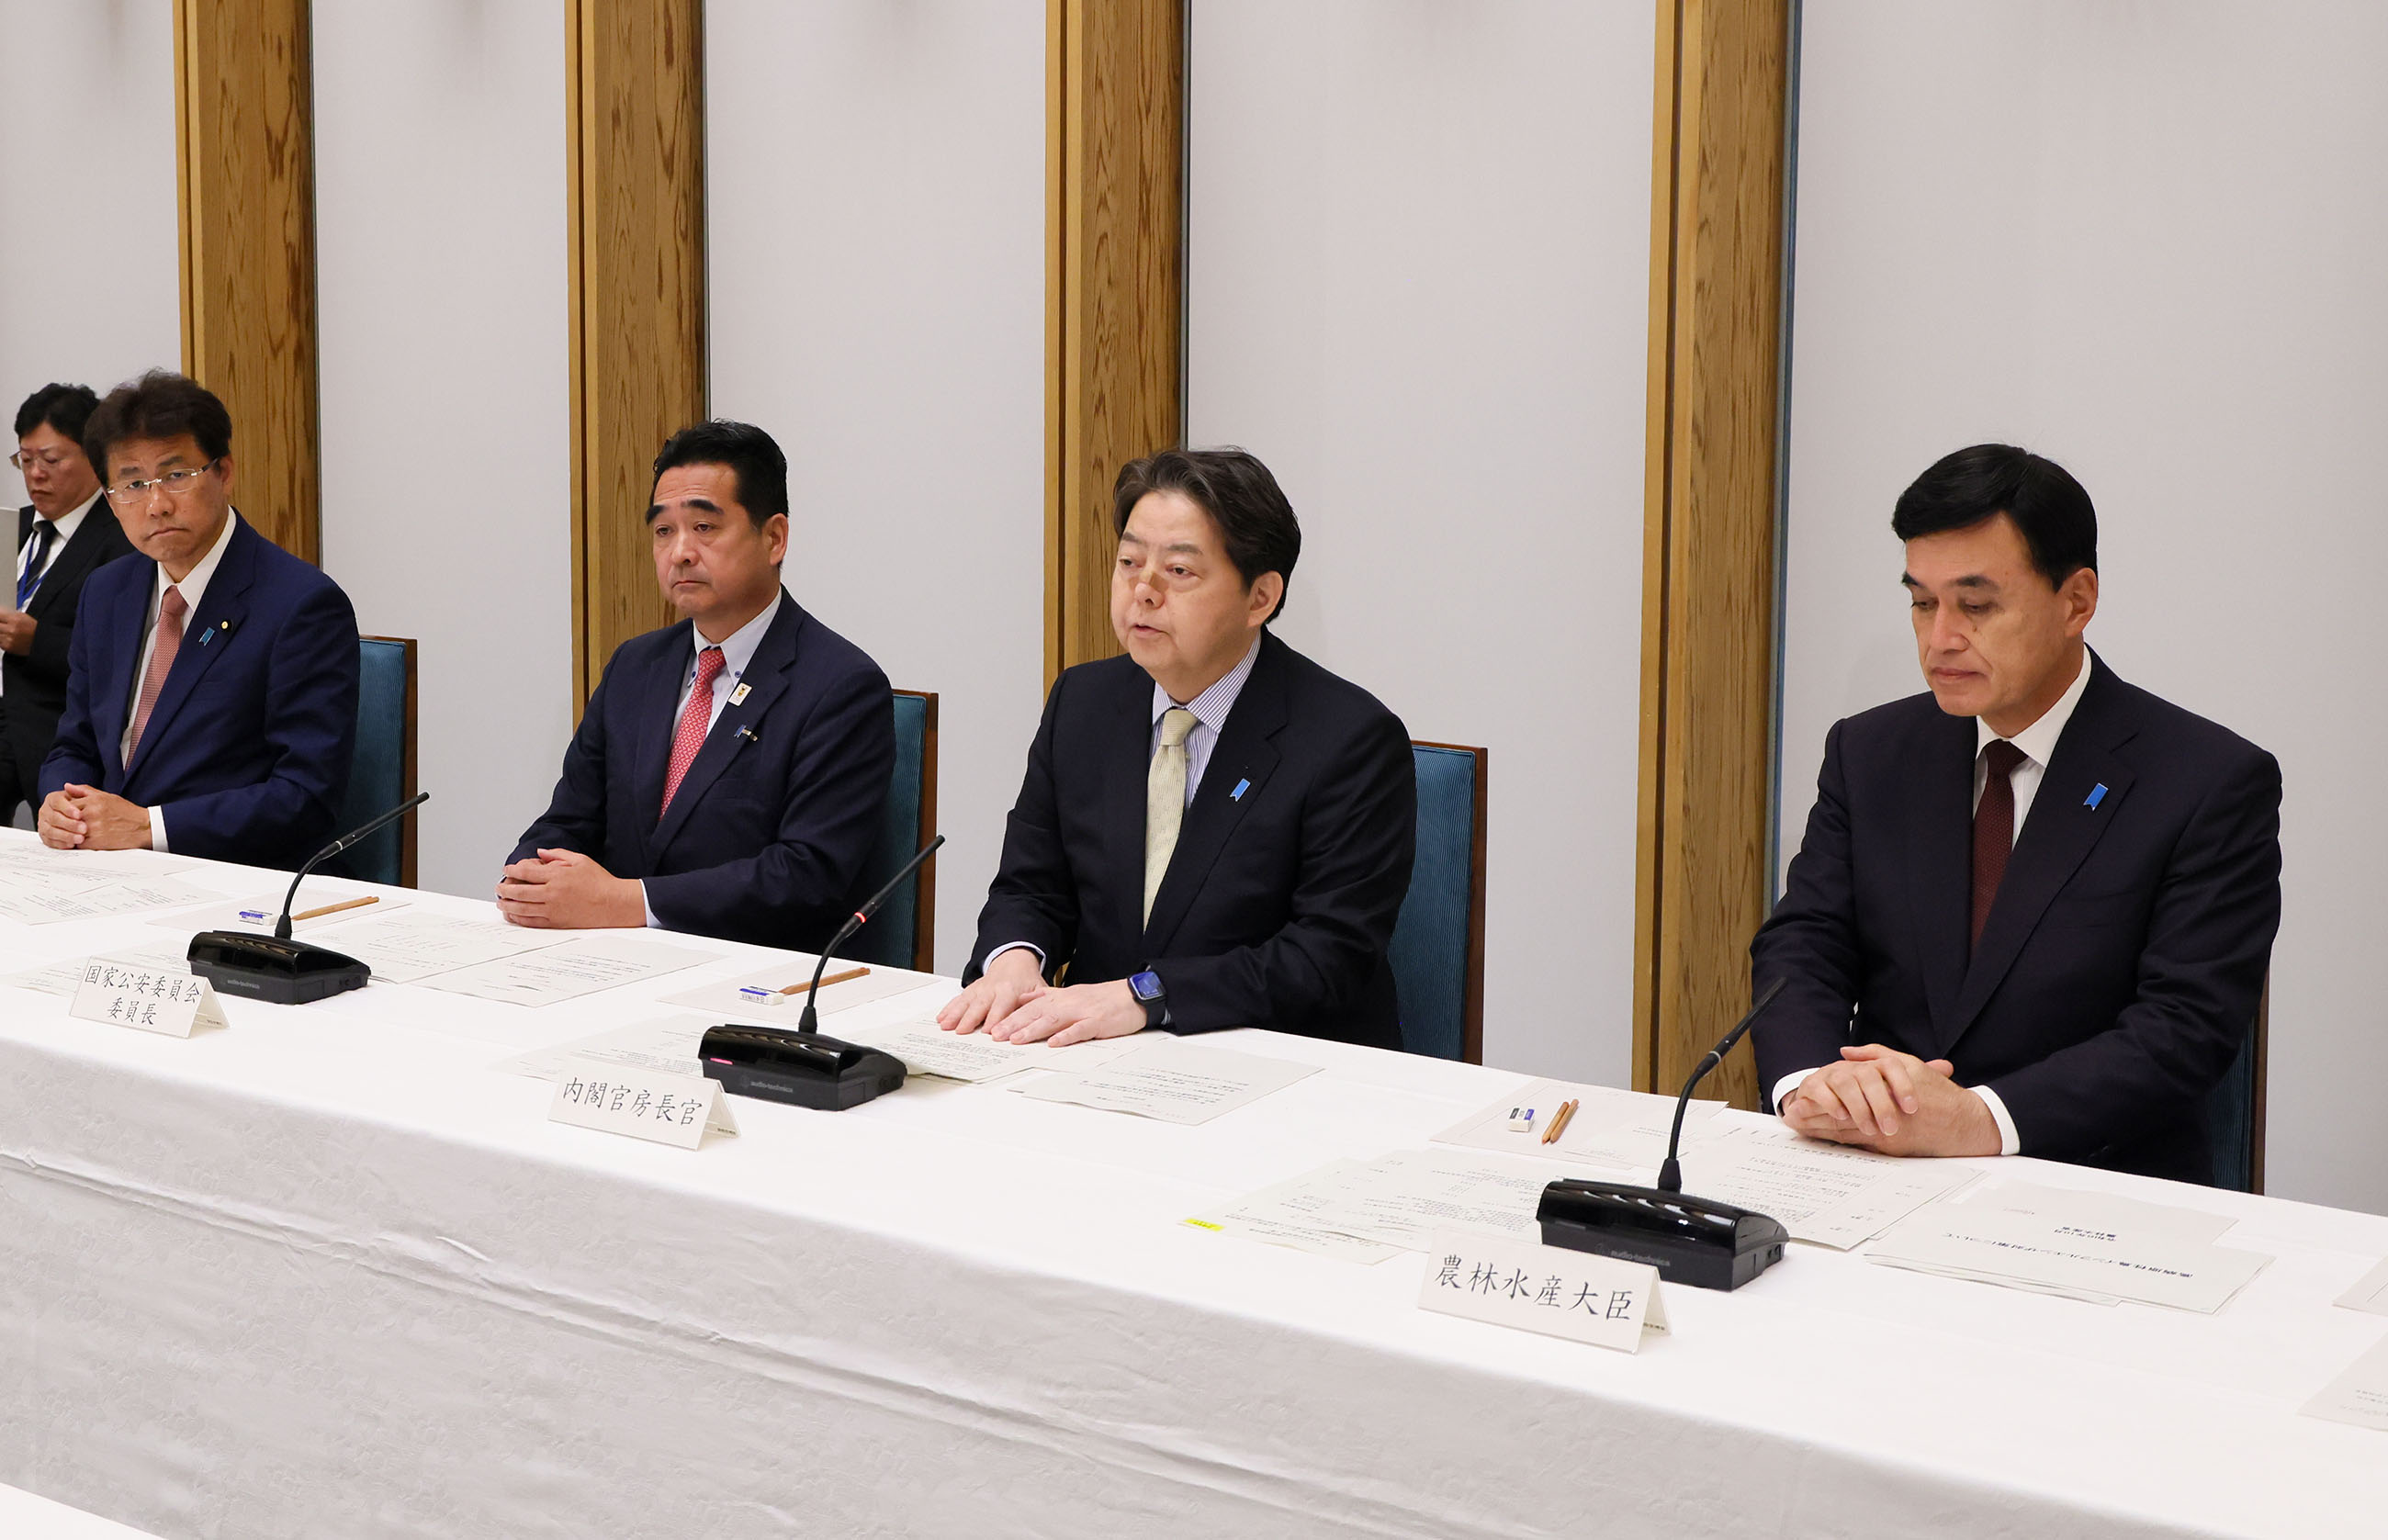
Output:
[985, 941, 1045, 975]
[641, 880, 659, 929]
[1971, 1084, 2022, 1157]
[1771, 1068, 1820, 1117]
[146, 804, 167, 853]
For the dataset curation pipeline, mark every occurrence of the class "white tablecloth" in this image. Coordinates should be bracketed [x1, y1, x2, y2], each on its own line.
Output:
[2, 832, 2384, 1539]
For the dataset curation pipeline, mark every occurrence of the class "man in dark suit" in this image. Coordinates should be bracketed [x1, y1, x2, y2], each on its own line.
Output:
[38, 371, 358, 869]
[6, 383, 135, 821]
[500, 421, 893, 951]
[1753, 444, 2281, 1184]
[939, 447, 1414, 1051]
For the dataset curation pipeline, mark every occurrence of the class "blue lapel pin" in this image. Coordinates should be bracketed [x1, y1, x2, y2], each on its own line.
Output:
[198, 628, 213, 647]
[1230, 777, 1250, 802]
[2084, 783, 2108, 809]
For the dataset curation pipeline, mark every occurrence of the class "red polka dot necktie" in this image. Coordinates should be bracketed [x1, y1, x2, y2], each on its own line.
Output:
[659, 646, 725, 819]
[1970, 738, 2028, 950]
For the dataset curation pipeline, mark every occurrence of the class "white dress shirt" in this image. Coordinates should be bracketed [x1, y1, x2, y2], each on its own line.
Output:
[1773, 648, 2095, 1157]
[119, 510, 239, 852]
[4, 489, 98, 701]
[641, 590, 783, 926]
[986, 632, 1265, 975]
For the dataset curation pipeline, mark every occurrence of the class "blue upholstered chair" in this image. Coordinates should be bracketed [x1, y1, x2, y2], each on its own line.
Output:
[335, 636, 418, 887]
[846, 690, 939, 971]
[1391, 742, 1488, 1062]
[2207, 999, 2269, 1192]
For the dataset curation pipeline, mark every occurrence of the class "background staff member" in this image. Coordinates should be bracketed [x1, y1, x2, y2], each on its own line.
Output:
[941, 447, 1415, 1051]
[39, 371, 358, 868]
[4, 382, 133, 822]
[501, 420, 894, 950]
[1753, 444, 2281, 1183]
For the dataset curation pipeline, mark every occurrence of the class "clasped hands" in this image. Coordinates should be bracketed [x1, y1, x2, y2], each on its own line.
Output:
[37, 784, 150, 849]
[933, 947, 1147, 1048]
[1780, 1042, 2000, 1157]
[496, 849, 646, 928]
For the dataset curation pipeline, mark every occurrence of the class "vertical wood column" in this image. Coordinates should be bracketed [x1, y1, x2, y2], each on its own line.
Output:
[568, 0, 706, 703]
[1633, 0, 1795, 1105]
[175, 0, 320, 564]
[1047, 0, 1185, 680]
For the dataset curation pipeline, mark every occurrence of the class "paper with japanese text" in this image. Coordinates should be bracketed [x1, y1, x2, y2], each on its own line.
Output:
[1867, 1190, 2270, 1312]
[2301, 1332, 2388, 1433]
[1184, 1162, 1403, 1265]
[420, 934, 715, 1005]
[3, 944, 202, 998]
[1673, 1126, 1979, 1249]
[1417, 1231, 1668, 1354]
[0, 870, 218, 926]
[1010, 1039, 1318, 1123]
[546, 1054, 737, 1150]
[837, 1015, 1146, 1084]
[1194, 1148, 1571, 1260]
[67, 959, 226, 1037]
[1434, 1080, 1727, 1170]
[501, 1016, 718, 1080]
[2337, 1256, 2388, 1317]
[311, 909, 566, 984]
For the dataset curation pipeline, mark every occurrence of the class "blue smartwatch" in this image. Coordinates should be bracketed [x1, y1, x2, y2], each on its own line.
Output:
[1128, 969, 1167, 1029]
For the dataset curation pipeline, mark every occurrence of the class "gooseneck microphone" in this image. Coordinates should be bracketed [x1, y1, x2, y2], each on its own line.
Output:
[1533, 975, 1795, 1291]
[1657, 975, 1788, 1193]
[186, 793, 430, 1005]
[797, 834, 944, 1035]
[273, 792, 431, 939]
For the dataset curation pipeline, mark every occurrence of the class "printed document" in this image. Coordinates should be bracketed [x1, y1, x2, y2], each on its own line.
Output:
[319, 910, 569, 984]
[835, 1015, 1143, 1084]
[421, 934, 715, 1006]
[1867, 1184, 2271, 1312]
[1674, 1125, 1980, 1249]
[2337, 1256, 2388, 1318]
[1191, 1147, 1571, 1260]
[499, 1016, 719, 1080]
[1011, 1039, 1319, 1124]
[2301, 1332, 2388, 1433]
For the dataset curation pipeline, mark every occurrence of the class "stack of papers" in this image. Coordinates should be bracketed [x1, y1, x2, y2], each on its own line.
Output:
[1434, 1080, 1728, 1169]
[0, 845, 216, 925]
[1673, 1125, 1982, 1249]
[1866, 1180, 2271, 1311]
[1011, 1040, 1319, 1125]
[1188, 1148, 1571, 1265]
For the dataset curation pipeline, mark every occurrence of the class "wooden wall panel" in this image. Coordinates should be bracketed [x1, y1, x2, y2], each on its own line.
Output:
[1633, 0, 1794, 1105]
[175, 0, 319, 564]
[1047, 0, 1185, 680]
[568, 0, 706, 703]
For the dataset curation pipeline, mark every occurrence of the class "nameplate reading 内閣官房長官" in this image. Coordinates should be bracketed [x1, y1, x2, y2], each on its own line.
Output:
[546, 1054, 738, 1150]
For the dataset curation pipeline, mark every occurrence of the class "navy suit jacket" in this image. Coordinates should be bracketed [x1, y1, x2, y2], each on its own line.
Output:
[1752, 654, 2281, 1184]
[512, 593, 894, 951]
[39, 513, 359, 870]
[965, 632, 1415, 1050]
[7, 500, 137, 795]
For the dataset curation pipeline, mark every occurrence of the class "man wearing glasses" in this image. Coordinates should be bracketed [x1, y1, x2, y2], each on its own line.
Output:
[6, 383, 133, 823]
[38, 370, 357, 868]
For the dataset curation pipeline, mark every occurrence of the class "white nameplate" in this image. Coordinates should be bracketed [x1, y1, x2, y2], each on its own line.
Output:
[68, 959, 227, 1038]
[546, 1053, 738, 1150]
[1417, 1231, 1669, 1354]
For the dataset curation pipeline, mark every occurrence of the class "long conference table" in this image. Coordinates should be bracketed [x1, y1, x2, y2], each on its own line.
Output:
[2, 830, 2384, 1540]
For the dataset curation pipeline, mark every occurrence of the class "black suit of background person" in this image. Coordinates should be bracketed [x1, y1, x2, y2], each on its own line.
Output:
[4, 384, 135, 821]
[940, 448, 1415, 1052]
[1752, 444, 2281, 1184]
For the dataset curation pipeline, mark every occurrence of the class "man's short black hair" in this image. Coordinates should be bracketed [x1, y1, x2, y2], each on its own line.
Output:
[14, 382, 99, 444]
[649, 420, 789, 527]
[1892, 443, 2098, 587]
[1111, 446, 1301, 624]
[83, 370, 233, 477]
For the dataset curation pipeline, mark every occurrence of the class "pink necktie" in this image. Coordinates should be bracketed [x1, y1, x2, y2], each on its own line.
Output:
[126, 586, 188, 759]
[659, 646, 726, 818]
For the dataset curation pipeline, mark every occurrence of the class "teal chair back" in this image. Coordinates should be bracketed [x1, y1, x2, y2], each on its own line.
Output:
[2206, 996, 2268, 1192]
[847, 690, 938, 971]
[337, 636, 418, 887]
[1391, 742, 1488, 1062]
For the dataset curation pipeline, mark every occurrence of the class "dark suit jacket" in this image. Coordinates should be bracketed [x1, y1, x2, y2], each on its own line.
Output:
[966, 632, 1416, 1050]
[512, 592, 894, 951]
[1752, 653, 2281, 1184]
[39, 513, 359, 870]
[6, 500, 137, 794]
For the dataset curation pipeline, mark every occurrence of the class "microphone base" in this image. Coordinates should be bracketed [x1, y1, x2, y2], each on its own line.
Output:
[186, 932, 372, 1005]
[699, 1023, 906, 1111]
[1537, 1178, 1787, 1292]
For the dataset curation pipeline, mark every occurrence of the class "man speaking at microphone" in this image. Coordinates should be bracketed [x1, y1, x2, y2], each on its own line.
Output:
[499, 421, 893, 950]
[38, 371, 357, 868]
[1752, 444, 2280, 1184]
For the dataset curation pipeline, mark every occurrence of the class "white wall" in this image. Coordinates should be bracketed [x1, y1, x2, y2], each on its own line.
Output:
[705, 2, 1048, 973]
[313, 4, 573, 896]
[0, 0, 179, 501]
[1186, 2, 1654, 1082]
[1782, 2, 2388, 1211]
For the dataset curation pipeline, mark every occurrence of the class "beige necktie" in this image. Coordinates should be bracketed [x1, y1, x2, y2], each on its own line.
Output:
[127, 585, 188, 758]
[1143, 707, 1198, 924]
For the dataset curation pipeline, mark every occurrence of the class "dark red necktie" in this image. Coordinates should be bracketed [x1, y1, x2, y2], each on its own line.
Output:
[1970, 739, 2028, 949]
